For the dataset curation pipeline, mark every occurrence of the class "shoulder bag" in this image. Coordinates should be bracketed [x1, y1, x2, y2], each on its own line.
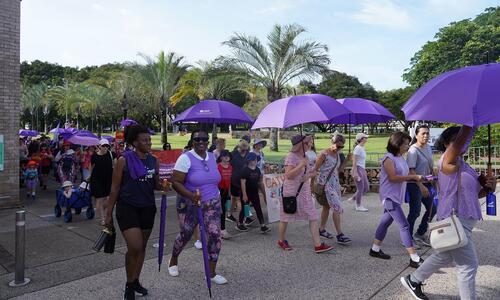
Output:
[282, 159, 308, 214]
[428, 164, 468, 252]
[313, 152, 339, 197]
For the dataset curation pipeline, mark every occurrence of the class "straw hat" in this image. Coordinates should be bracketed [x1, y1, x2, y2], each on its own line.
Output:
[62, 181, 73, 188]
[356, 132, 369, 141]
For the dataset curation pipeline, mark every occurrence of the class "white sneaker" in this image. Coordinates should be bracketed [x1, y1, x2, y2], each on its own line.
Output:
[221, 229, 232, 239]
[194, 240, 202, 250]
[210, 274, 228, 285]
[356, 206, 369, 212]
[168, 264, 179, 277]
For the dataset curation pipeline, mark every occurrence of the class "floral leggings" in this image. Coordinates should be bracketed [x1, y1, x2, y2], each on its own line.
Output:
[172, 196, 222, 262]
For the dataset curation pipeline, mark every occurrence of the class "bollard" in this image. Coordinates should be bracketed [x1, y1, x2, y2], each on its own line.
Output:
[8, 211, 30, 287]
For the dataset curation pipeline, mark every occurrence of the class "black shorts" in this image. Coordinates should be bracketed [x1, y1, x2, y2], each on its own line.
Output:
[230, 183, 242, 198]
[116, 201, 156, 232]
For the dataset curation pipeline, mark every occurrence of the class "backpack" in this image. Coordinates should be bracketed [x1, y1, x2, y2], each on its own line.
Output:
[61, 155, 74, 173]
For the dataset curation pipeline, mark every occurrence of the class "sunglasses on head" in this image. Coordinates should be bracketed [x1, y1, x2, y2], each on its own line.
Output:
[193, 137, 209, 143]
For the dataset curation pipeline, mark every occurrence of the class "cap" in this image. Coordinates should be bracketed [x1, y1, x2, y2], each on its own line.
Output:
[246, 152, 260, 161]
[356, 133, 369, 141]
[27, 160, 37, 167]
[62, 181, 73, 188]
[253, 138, 267, 148]
[99, 138, 110, 146]
[291, 135, 306, 146]
[240, 135, 251, 143]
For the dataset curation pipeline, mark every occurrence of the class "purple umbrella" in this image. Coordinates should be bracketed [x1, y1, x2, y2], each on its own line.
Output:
[102, 135, 114, 143]
[19, 129, 39, 137]
[148, 128, 156, 136]
[173, 100, 253, 124]
[251, 94, 352, 129]
[324, 98, 395, 151]
[120, 119, 138, 127]
[158, 193, 167, 271]
[196, 204, 212, 298]
[75, 130, 98, 138]
[67, 135, 100, 146]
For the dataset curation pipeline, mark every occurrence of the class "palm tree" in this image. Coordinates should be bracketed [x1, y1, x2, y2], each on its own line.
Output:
[135, 51, 189, 144]
[46, 81, 86, 124]
[223, 24, 330, 151]
[21, 83, 47, 130]
[79, 83, 113, 134]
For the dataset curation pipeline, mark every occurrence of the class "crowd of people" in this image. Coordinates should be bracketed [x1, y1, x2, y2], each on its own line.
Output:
[18, 123, 496, 300]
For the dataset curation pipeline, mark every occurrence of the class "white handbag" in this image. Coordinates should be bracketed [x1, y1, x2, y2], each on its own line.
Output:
[428, 165, 468, 252]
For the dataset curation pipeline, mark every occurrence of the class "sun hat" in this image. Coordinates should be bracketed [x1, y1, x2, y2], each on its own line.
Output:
[99, 138, 110, 146]
[62, 181, 73, 188]
[65, 149, 75, 155]
[356, 133, 369, 141]
[253, 138, 267, 148]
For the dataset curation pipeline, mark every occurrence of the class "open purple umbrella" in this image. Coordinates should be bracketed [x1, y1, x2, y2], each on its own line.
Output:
[196, 204, 212, 298]
[158, 193, 167, 271]
[403, 63, 500, 216]
[120, 119, 138, 127]
[19, 129, 39, 137]
[76, 130, 98, 138]
[173, 100, 253, 124]
[67, 135, 100, 146]
[251, 94, 352, 129]
[102, 135, 114, 143]
[324, 98, 395, 151]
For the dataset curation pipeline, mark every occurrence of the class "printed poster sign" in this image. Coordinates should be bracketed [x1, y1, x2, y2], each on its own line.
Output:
[263, 173, 285, 223]
[151, 149, 183, 180]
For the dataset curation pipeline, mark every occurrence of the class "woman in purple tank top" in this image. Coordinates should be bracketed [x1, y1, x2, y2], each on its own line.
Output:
[369, 132, 425, 269]
[402, 126, 496, 300]
[169, 130, 227, 285]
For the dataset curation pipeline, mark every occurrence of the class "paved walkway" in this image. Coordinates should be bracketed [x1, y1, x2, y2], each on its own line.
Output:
[1, 181, 499, 299]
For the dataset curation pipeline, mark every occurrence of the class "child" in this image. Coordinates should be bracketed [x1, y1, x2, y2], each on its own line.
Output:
[238, 152, 270, 233]
[62, 181, 74, 200]
[24, 160, 38, 199]
[217, 150, 233, 239]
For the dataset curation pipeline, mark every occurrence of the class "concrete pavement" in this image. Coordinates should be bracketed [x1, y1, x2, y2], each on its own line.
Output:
[1, 181, 499, 299]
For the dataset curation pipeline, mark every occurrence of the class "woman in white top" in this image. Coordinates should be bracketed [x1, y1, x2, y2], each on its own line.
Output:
[350, 133, 370, 212]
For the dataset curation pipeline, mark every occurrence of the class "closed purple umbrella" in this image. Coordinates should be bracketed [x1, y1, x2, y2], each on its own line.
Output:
[252, 94, 352, 129]
[173, 100, 253, 124]
[157, 193, 167, 271]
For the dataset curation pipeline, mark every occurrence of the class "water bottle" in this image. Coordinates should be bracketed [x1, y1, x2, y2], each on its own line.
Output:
[243, 204, 251, 217]
[225, 199, 231, 212]
[486, 192, 496, 216]
[92, 227, 113, 252]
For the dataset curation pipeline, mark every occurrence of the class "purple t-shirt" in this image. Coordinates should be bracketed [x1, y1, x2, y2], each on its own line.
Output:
[436, 156, 482, 221]
[184, 152, 221, 202]
[379, 153, 409, 205]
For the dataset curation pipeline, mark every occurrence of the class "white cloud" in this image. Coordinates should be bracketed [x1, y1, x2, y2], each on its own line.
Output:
[119, 8, 131, 17]
[426, 0, 478, 14]
[91, 3, 104, 11]
[349, 0, 413, 29]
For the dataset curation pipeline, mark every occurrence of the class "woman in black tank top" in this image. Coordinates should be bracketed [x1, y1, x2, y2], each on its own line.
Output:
[105, 124, 170, 300]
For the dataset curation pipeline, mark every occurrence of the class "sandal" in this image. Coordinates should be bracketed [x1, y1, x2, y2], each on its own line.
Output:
[319, 229, 334, 239]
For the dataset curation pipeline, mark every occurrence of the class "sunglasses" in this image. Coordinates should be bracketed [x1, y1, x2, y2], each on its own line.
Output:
[193, 137, 209, 143]
[336, 145, 345, 149]
[201, 160, 210, 172]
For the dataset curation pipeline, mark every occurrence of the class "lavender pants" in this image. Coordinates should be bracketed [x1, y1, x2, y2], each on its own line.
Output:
[172, 197, 222, 262]
[374, 199, 413, 248]
[352, 166, 369, 206]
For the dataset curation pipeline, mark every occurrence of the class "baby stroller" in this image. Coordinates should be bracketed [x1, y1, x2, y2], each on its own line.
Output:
[55, 181, 95, 223]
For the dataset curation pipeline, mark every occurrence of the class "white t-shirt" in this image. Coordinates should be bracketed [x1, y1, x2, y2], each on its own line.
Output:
[353, 145, 366, 169]
[173, 149, 211, 173]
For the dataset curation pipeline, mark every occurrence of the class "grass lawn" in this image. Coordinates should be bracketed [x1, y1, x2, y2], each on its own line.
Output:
[149, 132, 390, 165]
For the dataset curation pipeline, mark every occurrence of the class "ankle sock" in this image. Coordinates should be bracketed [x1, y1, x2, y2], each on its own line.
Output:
[410, 253, 421, 262]
[371, 244, 381, 252]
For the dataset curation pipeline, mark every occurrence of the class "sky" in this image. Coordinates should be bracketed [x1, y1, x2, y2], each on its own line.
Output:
[20, 0, 498, 91]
